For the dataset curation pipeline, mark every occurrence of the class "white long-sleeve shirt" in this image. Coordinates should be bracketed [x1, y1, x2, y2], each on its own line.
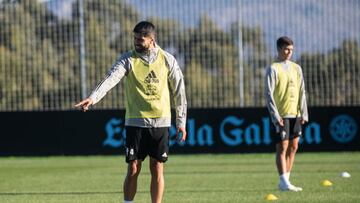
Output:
[89, 45, 187, 129]
[264, 60, 308, 124]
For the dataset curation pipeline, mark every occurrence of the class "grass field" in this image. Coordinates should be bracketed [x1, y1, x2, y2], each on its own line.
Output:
[0, 152, 359, 203]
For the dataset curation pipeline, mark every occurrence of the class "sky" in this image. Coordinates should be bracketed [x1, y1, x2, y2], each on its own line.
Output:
[127, 0, 360, 56]
[39, 0, 74, 20]
[40, 0, 360, 56]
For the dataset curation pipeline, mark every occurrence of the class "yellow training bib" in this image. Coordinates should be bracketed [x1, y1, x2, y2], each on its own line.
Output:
[125, 49, 171, 119]
[272, 61, 301, 117]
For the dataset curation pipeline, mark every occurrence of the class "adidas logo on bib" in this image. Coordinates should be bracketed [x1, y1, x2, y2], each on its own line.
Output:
[144, 70, 159, 83]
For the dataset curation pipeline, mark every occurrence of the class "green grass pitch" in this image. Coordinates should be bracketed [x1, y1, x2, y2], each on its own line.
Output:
[0, 152, 359, 203]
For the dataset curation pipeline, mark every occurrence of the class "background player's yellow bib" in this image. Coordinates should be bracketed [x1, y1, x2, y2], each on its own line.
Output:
[272, 61, 301, 117]
[125, 49, 171, 119]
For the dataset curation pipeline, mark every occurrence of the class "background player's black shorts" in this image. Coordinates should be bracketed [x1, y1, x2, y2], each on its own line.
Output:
[125, 126, 169, 163]
[272, 118, 302, 143]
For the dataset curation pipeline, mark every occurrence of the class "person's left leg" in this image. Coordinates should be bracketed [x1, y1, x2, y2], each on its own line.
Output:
[286, 136, 302, 191]
[149, 157, 164, 203]
[148, 127, 168, 202]
[286, 136, 299, 173]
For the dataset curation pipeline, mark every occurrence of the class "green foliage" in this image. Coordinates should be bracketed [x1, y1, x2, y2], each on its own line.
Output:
[298, 39, 360, 106]
[184, 61, 215, 107]
[180, 15, 243, 107]
[82, 0, 139, 108]
[0, 1, 359, 110]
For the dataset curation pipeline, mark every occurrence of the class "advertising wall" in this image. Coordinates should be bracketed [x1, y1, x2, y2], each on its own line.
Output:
[0, 107, 359, 156]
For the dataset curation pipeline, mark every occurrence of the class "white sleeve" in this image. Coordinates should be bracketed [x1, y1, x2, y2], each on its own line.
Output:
[164, 52, 187, 129]
[298, 66, 309, 121]
[264, 66, 281, 124]
[89, 52, 131, 104]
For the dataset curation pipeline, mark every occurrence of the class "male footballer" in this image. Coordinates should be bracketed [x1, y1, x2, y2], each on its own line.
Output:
[265, 36, 308, 192]
[76, 21, 187, 203]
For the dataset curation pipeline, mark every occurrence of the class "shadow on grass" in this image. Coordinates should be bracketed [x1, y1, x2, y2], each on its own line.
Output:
[0, 187, 276, 196]
[0, 191, 123, 196]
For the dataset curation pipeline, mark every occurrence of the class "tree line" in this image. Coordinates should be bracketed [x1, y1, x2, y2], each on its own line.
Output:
[0, 0, 359, 111]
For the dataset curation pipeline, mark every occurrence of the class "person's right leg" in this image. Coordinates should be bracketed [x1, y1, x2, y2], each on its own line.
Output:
[276, 140, 289, 176]
[124, 127, 147, 202]
[123, 160, 142, 201]
[276, 140, 299, 192]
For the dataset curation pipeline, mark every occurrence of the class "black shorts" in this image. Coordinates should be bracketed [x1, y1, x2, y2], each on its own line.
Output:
[125, 126, 169, 163]
[272, 118, 302, 143]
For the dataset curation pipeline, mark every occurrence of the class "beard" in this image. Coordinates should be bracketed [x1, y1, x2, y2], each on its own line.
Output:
[134, 44, 149, 53]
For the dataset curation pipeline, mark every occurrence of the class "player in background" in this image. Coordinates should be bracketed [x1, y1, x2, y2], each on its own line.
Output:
[264, 36, 308, 192]
[75, 21, 187, 203]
